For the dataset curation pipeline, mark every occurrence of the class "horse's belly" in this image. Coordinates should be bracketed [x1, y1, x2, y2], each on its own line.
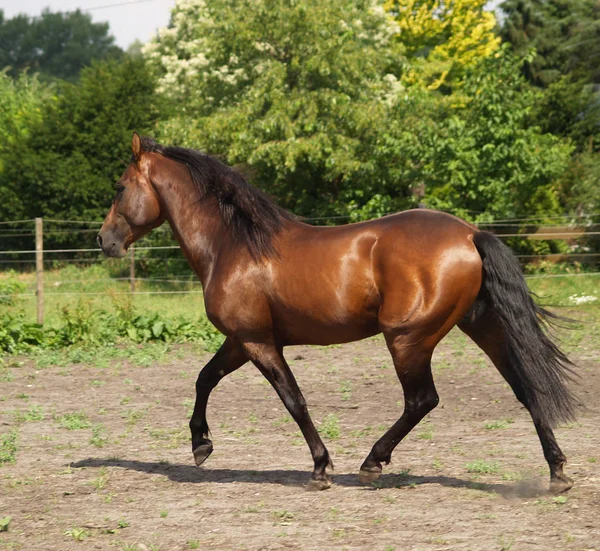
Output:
[274, 309, 381, 346]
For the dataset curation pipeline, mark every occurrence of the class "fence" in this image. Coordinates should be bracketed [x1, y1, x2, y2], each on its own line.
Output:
[1, 215, 599, 325]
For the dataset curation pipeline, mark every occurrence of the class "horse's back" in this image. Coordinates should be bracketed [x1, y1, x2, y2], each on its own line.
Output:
[264, 209, 483, 346]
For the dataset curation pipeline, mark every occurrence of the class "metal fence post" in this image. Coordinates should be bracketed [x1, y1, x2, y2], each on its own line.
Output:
[35, 217, 44, 325]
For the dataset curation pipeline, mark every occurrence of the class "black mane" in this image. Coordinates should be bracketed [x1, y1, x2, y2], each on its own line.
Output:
[140, 137, 294, 259]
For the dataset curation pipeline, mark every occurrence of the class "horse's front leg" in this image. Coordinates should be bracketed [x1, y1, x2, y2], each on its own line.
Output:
[242, 341, 333, 490]
[190, 337, 248, 466]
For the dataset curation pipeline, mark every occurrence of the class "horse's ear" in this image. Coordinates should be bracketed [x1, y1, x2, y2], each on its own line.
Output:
[131, 132, 142, 161]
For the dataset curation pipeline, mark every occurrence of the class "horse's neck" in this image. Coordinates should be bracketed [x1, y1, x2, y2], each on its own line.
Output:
[151, 160, 229, 287]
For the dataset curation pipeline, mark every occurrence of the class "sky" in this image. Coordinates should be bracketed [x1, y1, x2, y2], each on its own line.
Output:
[0, 0, 505, 51]
[0, 0, 176, 49]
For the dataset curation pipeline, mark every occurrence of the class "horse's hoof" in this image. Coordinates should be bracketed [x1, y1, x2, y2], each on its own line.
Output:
[192, 442, 213, 466]
[358, 467, 382, 484]
[306, 477, 331, 491]
[550, 475, 573, 494]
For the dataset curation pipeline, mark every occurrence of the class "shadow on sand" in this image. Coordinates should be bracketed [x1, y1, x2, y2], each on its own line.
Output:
[71, 458, 549, 498]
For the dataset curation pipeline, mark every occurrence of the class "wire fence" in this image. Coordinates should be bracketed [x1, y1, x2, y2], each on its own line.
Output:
[1, 215, 598, 324]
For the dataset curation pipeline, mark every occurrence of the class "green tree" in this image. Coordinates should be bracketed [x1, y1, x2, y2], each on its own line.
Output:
[0, 58, 161, 232]
[0, 8, 122, 82]
[0, 71, 54, 219]
[420, 49, 573, 224]
[144, 0, 407, 218]
[500, 0, 600, 87]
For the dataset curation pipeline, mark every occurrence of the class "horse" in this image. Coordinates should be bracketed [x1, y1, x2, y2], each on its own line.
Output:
[98, 133, 578, 493]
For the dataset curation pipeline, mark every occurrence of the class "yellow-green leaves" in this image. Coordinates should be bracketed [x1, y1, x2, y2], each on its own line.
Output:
[385, 0, 501, 89]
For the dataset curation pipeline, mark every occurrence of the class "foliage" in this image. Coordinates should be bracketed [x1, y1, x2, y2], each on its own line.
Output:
[500, 0, 600, 87]
[385, 0, 501, 89]
[0, 8, 122, 82]
[0, 313, 46, 353]
[145, 0, 407, 218]
[0, 57, 162, 248]
[0, 300, 223, 354]
[0, 430, 18, 464]
[0, 71, 54, 210]
[0, 273, 27, 305]
[420, 48, 573, 224]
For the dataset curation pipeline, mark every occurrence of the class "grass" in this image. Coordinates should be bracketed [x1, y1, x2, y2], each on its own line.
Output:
[1, 264, 206, 328]
[484, 419, 514, 430]
[0, 430, 18, 464]
[466, 460, 500, 474]
[317, 414, 340, 440]
[56, 411, 91, 430]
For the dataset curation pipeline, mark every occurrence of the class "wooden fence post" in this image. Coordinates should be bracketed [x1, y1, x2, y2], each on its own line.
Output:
[35, 217, 44, 325]
[130, 245, 135, 293]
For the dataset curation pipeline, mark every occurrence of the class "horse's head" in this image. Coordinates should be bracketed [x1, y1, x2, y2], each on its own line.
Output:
[97, 133, 165, 258]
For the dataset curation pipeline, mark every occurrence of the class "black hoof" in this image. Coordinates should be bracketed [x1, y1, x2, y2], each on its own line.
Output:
[192, 441, 213, 466]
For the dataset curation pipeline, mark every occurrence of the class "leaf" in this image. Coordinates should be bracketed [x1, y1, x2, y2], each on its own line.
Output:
[152, 321, 164, 338]
[0, 516, 11, 532]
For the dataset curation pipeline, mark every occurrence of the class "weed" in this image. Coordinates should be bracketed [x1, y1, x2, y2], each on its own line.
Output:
[484, 419, 514, 430]
[0, 516, 11, 532]
[339, 380, 352, 401]
[117, 519, 130, 528]
[188, 541, 200, 549]
[64, 527, 90, 541]
[182, 398, 195, 417]
[91, 467, 110, 491]
[13, 405, 45, 422]
[318, 414, 340, 440]
[0, 430, 18, 464]
[89, 424, 107, 448]
[57, 412, 90, 430]
[418, 426, 433, 440]
[552, 496, 568, 505]
[466, 460, 500, 474]
[160, 510, 168, 518]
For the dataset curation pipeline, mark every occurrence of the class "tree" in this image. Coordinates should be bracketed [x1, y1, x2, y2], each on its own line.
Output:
[0, 8, 122, 82]
[500, 0, 600, 87]
[419, 48, 573, 226]
[144, 0, 407, 218]
[0, 71, 54, 220]
[384, 0, 501, 89]
[0, 58, 161, 232]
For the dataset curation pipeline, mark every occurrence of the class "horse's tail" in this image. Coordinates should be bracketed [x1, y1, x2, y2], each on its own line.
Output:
[471, 231, 579, 427]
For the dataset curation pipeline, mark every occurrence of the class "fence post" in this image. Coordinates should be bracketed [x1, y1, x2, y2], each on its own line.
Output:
[35, 217, 44, 325]
[130, 245, 135, 293]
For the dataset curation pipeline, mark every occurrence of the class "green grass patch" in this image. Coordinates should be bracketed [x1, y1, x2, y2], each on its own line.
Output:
[0, 430, 18, 464]
[56, 412, 91, 430]
[318, 414, 340, 440]
[466, 460, 500, 474]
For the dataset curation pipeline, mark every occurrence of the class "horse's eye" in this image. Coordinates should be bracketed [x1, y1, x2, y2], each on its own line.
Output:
[116, 184, 125, 194]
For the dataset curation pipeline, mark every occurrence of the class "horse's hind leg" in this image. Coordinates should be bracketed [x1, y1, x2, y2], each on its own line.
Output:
[459, 312, 573, 493]
[359, 336, 439, 483]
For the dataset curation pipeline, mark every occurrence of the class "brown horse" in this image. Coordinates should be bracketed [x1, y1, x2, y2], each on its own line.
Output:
[98, 133, 578, 492]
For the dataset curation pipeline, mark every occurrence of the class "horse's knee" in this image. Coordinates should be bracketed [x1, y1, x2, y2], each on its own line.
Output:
[405, 387, 439, 418]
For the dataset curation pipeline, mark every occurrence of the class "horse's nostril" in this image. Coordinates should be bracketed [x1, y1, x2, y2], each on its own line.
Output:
[97, 234, 103, 248]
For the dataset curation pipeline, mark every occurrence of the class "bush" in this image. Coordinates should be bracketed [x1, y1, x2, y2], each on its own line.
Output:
[0, 300, 224, 354]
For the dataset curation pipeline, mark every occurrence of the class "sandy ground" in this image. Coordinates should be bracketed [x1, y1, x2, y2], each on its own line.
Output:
[0, 326, 598, 551]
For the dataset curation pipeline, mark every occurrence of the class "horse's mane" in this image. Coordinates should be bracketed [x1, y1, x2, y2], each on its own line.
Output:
[140, 137, 294, 259]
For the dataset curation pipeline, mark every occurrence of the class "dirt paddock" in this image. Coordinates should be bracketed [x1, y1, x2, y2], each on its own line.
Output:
[1, 325, 599, 550]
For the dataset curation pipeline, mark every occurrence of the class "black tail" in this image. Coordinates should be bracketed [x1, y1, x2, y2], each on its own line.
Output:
[472, 231, 579, 428]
